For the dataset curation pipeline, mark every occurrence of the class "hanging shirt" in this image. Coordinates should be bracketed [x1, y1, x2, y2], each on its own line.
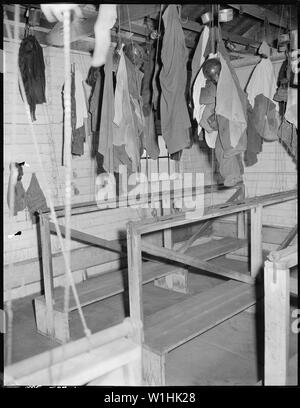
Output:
[160, 5, 191, 155]
[246, 57, 279, 111]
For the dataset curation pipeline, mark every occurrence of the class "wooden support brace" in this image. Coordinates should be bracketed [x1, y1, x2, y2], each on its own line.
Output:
[250, 205, 263, 278]
[277, 224, 297, 251]
[127, 222, 144, 343]
[237, 184, 246, 239]
[141, 241, 254, 284]
[264, 260, 290, 385]
[38, 214, 55, 337]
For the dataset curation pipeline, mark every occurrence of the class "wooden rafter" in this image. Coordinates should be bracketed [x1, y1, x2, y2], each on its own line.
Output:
[228, 4, 297, 30]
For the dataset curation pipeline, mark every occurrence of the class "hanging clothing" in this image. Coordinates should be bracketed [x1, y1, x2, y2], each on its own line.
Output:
[74, 67, 88, 129]
[143, 109, 160, 160]
[278, 118, 297, 161]
[285, 86, 297, 128]
[18, 35, 46, 121]
[91, 4, 117, 67]
[244, 101, 263, 167]
[7, 163, 26, 216]
[250, 94, 279, 141]
[216, 53, 247, 149]
[88, 67, 104, 133]
[98, 47, 114, 174]
[142, 41, 156, 116]
[25, 173, 47, 223]
[191, 26, 210, 89]
[245, 57, 279, 111]
[215, 117, 244, 187]
[112, 49, 142, 171]
[192, 27, 210, 137]
[159, 5, 191, 155]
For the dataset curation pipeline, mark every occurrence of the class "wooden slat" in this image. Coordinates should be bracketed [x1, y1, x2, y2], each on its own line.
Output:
[135, 190, 297, 234]
[51, 262, 182, 312]
[141, 241, 254, 284]
[127, 222, 143, 343]
[250, 205, 263, 277]
[185, 237, 247, 260]
[49, 222, 125, 254]
[145, 280, 256, 354]
[277, 225, 297, 251]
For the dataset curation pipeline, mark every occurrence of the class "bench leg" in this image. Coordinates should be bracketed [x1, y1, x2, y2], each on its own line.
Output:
[154, 269, 189, 294]
[143, 346, 166, 386]
[34, 297, 70, 343]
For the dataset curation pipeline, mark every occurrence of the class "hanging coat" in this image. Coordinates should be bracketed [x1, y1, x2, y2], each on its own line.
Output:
[98, 47, 114, 174]
[18, 35, 46, 121]
[160, 5, 191, 155]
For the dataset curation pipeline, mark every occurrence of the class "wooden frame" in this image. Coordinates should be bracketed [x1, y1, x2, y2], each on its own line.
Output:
[34, 184, 242, 342]
[125, 189, 296, 385]
[264, 245, 298, 385]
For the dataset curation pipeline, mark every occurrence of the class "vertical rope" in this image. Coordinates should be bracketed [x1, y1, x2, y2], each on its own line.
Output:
[62, 9, 72, 338]
[4, 4, 20, 367]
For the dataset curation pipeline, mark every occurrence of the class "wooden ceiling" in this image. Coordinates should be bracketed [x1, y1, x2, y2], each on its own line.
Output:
[3, 3, 298, 57]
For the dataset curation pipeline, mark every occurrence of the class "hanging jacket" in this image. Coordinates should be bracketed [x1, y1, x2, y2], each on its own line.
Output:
[18, 35, 46, 121]
[160, 5, 191, 155]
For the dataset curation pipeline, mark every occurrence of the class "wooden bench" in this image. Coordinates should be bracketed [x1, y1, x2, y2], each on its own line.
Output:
[35, 235, 247, 342]
[143, 280, 257, 385]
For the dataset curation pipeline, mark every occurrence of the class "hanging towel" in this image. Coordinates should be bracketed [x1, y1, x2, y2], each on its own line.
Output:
[160, 5, 191, 155]
[91, 4, 117, 67]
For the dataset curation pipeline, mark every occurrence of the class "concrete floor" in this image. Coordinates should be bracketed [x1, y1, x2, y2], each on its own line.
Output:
[5, 256, 298, 386]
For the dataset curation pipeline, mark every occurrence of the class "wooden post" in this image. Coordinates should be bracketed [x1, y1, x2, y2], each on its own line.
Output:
[264, 260, 290, 385]
[250, 204, 263, 278]
[39, 214, 55, 336]
[127, 222, 143, 343]
[237, 184, 246, 239]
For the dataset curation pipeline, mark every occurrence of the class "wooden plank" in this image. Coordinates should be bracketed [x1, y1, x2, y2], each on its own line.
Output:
[185, 237, 247, 260]
[127, 222, 143, 342]
[5, 318, 134, 379]
[135, 190, 297, 235]
[250, 205, 263, 278]
[145, 280, 256, 354]
[268, 245, 298, 269]
[264, 260, 290, 385]
[237, 184, 246, 240]
[39, 214, 55, 337]
[141, 241, 254, 284]
[49, 262, 185, 312]
[6, 338, 141, 386]
[213, 220, 295, 245]
[49, 222, 125, 254]
[277, 225, 297, 251]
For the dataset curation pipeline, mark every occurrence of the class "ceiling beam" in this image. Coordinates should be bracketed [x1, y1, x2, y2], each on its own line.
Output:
[228, 4, 297, 30]
[181, 19, 261, 48]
